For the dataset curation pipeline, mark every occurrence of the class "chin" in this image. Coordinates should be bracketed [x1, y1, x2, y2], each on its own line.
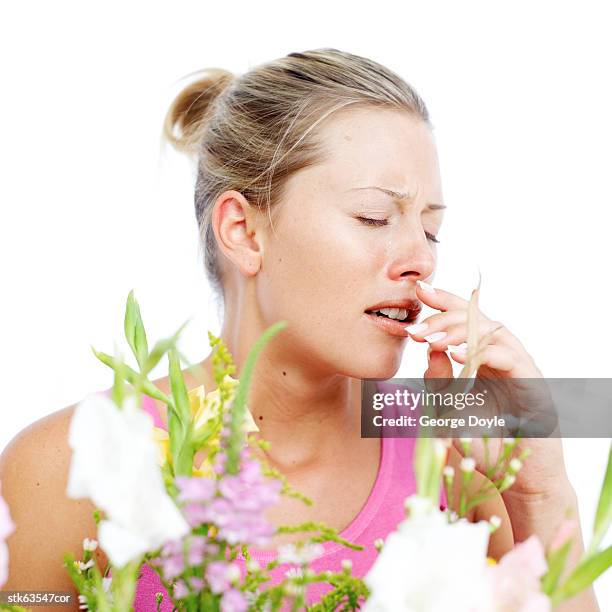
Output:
[345, 352, 402, 381]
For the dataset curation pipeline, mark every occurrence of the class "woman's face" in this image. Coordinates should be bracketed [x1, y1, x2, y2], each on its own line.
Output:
[256, 107, 445, 379]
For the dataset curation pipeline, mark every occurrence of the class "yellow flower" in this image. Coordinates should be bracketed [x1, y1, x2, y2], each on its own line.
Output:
[242, 408, 260, 434]
[189, 376, 259, 435]
[152, 376, 259, 473]
[189, 384, 213, 430]
[193, 454, 216, 478]
[152, 426, 171, 467]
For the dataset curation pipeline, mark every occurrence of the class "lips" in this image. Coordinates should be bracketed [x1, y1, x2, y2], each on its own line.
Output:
[363, 298, 422, 338]
[364, 299, 422, 323]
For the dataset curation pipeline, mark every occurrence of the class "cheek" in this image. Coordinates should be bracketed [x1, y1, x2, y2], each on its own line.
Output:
[259, 218, 371, 319]
[293, 219, 381, 289]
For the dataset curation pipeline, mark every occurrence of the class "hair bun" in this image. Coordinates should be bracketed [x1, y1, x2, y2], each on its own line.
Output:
[163, 68, 234, 156]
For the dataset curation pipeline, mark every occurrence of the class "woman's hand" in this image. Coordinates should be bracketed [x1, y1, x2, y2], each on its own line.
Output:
[406, 280, 575, 541]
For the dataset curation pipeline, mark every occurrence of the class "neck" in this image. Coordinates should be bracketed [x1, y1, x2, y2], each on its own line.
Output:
[195, 283, 364, 471]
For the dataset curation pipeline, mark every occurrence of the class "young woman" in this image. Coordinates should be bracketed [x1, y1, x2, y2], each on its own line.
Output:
[0, 48, 598, 610]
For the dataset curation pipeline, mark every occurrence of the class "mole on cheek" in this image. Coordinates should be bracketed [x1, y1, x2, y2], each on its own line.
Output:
[282, 371, 287, 376]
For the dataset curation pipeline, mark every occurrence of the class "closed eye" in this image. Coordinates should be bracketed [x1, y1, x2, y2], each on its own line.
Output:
[356, 216, 440, 243]
[356, 216, 387, 227]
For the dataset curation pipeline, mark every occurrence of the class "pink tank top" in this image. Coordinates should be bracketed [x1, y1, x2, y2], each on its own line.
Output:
[110, 384, 444, 609]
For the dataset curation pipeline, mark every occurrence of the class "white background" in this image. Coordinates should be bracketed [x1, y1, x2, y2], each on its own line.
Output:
[1, 0, 610, 604]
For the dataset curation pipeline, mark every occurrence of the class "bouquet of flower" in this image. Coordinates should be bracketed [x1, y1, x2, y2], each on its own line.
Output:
[1, 287, 610, 611]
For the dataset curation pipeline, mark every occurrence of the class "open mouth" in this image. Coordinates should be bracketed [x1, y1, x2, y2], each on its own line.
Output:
[364, 308, 415, 324]
[363, 300, 422, 336]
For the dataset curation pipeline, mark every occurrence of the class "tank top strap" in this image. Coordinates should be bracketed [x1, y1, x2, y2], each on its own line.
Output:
[139, 393, 165, 429]
[99, 388, 165, 429]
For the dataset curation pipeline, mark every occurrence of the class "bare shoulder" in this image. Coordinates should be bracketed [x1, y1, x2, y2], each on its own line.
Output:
[0, 362, 211, 606]
[446, 444, 514, 560]
[0, 405, 107, 608]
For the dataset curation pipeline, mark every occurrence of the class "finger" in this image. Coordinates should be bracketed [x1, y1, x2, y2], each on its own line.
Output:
[425, 348, 454, 378]
[409, 319, 507, 352]
[416, 280, 470, 313]
[404, 310, 467, 339]
[408, 317, 526, 360]
[410, 286, 525, 353]
[424, 349, 454, 392]
[447, 344, 516, 372]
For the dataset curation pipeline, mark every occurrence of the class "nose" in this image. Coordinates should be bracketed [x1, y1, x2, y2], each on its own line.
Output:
[386, 226, 436, 283]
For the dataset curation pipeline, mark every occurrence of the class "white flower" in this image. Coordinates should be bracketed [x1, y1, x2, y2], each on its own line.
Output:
[499, 474, 516, 492]
[404, 495, 436, 518]
[489, 515, 502, 529]
[363, 495, 493, 612]
[284, 582, 305, 597]
[442, 466, 455, 479]
[460, 457, 476, 473]
[284, 567, 304, 580]
[83, 538, 98, 552]
[76, 559, 95, 572]
[509, 458, 522, 473]
[278, 542, 325, 565]
[67, 393, 189, 567]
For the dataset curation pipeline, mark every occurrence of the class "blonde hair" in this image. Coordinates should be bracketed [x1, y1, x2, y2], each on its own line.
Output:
[163, 48, 431, 298]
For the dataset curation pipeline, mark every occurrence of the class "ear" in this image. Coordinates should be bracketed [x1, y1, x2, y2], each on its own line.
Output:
[211, 190, 263, 277]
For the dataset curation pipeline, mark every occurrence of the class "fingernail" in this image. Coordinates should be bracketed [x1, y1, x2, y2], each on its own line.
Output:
[417, 280, 436, 293]
[405, 322, 428, 334]
[424, 331, 447, 343]
[448, 343, 467, 353]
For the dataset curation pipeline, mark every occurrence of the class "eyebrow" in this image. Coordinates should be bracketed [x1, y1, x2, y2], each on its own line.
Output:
[349, 186, 447, 211]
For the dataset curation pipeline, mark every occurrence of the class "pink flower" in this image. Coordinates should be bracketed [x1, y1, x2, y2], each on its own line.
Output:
[221, 588, 248, 612]
[487, 535, 551, 612]
[0, 482, 16, 588]
[206, 560, 240, 594]
[172, 579, 189, 599]
[160, 553, 185, 580]
[187, 535, 208, 566]
[176, 455, 281, 547]
[152, 535, 215, 583]
[176, 476, 216, 503]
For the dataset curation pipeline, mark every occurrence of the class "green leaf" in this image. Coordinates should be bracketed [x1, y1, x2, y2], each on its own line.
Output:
[62, 551, 85, 593]
[168, 347, 191, 426]
[124, 290, 149, 371]
[413, 394, 445, 505]
[107, 558, 141, 610]
[553, 545, 612, 605]
[143, 318, 191, 375]
[191, 418, 222, 449]
[414, 435, 436, 502]
[92, 347, 173, 406]
[110, 345, 126, 408]
[542, 539, 573, 595]
[227, 320, 287, 473]
[92, 569, 113, 612]
[168, 347, 193, 475]
[591, 444, 612, 552]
